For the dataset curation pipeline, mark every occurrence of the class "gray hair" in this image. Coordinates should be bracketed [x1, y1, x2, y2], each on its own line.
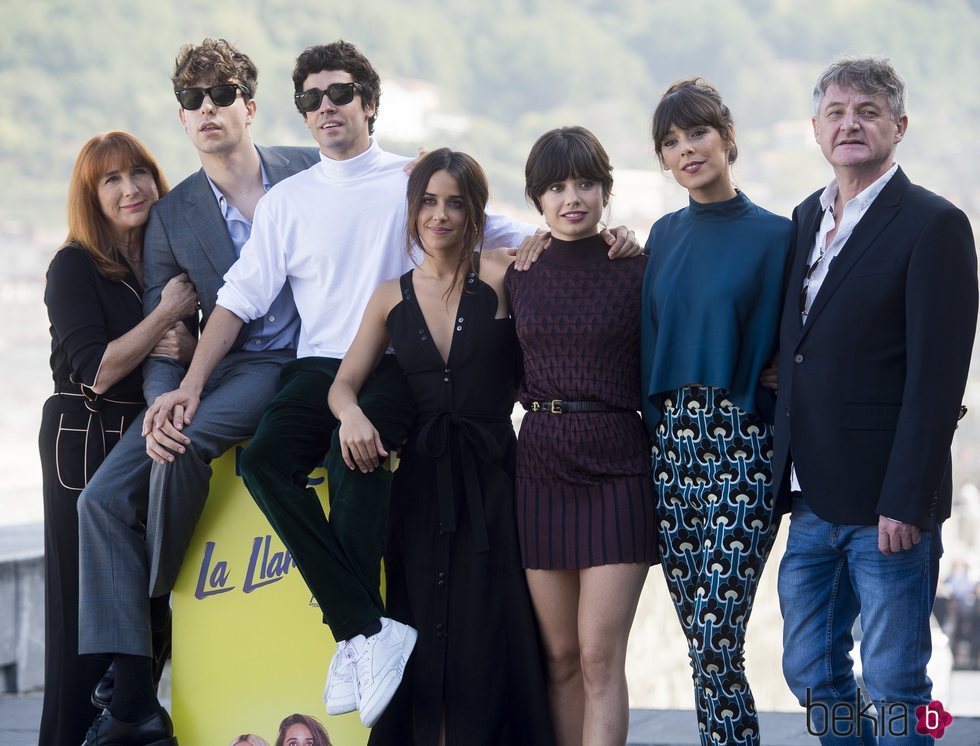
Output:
[812, 56, 906, 120]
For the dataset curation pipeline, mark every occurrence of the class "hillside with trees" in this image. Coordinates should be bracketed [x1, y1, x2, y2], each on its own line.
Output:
[2, 0, 978, 227]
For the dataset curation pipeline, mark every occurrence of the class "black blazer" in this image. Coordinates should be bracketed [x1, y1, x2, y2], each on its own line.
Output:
[772, 167, 978, 529]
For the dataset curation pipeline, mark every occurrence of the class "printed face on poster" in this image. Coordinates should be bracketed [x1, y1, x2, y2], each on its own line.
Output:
[172, 444, 369, 745]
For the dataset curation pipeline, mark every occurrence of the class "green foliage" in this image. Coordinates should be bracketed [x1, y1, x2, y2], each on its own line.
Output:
[1, 0, 978, 226]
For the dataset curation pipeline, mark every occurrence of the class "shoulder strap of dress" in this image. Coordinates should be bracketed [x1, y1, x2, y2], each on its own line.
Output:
[399, 270, 414, 300]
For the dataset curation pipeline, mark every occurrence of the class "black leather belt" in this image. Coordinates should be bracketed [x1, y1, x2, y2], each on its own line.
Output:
[527, 400, 624, 414]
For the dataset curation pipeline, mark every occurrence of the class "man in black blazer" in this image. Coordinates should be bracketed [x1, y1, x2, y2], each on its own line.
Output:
[773, 56, 977, 743]
[77, 39, 318, 744]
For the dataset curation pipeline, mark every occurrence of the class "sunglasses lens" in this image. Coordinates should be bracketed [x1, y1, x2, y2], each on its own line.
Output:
[178, 89, 205, 110]
[326, 84, 355, 106]
[295, 89, 323, 112]
[210, 85, 239, 107]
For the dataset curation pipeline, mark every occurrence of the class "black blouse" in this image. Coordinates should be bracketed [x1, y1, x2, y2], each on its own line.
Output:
[44, 244, 144, 399]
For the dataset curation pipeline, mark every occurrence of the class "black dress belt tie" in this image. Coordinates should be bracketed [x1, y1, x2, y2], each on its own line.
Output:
[414, 411, 509, 553]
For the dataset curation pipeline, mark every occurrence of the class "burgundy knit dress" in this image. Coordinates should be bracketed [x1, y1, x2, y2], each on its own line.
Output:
[505, 234, 657, 570]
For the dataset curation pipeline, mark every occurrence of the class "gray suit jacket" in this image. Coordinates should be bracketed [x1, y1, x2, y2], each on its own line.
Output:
[141, 144, 319, 402]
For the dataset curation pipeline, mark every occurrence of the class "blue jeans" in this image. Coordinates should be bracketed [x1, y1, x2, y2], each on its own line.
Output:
[778, 498, 934, 745]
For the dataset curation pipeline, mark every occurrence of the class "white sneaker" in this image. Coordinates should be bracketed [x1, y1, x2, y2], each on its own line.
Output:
[323, 640, 358, 715]
[349, 617, 417, 727]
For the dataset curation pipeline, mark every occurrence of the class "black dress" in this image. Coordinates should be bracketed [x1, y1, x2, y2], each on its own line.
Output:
[38, 245, 146, 746]
[368, 270, 554, 746]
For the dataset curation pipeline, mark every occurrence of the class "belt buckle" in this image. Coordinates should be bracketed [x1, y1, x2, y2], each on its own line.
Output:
[531, 401, 541, 412]
[550, 400, 562, 414]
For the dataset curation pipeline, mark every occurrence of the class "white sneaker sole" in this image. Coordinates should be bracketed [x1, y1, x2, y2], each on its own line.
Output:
[324, 646, 357, 716]
[325, 688, 357, 716]
[358, 625, 418, 728]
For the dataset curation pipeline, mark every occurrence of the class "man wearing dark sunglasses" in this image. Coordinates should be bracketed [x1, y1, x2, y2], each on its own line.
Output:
[77, 38, 319, 745]
[142, 39, 639, 731]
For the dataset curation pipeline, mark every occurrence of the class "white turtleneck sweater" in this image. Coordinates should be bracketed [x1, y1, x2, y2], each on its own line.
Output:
[217, 139, 533, 359]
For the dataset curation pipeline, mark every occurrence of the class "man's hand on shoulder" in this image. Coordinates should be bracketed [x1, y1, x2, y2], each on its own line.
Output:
[877, 515, 921, 555]
[508, 230, 551, 271]
[601, 225, 641, 259]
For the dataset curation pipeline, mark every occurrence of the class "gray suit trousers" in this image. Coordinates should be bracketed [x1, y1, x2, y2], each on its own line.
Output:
[78, 349, 292, 656]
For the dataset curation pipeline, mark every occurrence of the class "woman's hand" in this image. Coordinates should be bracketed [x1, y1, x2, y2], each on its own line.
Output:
[150, 323, 197, 364]
[159, 273, 199, 322]
[338, 408, 388, 472]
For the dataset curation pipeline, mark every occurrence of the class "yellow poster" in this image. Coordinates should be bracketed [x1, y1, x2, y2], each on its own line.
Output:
[172, 445, 368, 745]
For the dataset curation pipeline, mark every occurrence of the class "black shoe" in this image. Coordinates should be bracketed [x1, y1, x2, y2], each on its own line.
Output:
[82, 707, 177, 745]
[90, 666, 115, 710]
[92, 611, 172, 710]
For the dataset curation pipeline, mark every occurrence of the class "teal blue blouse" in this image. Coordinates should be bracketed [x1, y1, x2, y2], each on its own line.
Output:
[640, 191, 792, 433]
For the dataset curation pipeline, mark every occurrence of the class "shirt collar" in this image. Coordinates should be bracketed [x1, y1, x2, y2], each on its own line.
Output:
[205, 149, 271, 219]
[818, 162, 899, 214]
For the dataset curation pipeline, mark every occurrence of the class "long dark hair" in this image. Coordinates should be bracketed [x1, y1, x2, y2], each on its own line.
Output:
[406, 147, 489, 297]
[274, 713, 331, 746]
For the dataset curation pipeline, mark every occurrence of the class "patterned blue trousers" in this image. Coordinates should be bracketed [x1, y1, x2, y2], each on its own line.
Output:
[653, 387, 778, 746]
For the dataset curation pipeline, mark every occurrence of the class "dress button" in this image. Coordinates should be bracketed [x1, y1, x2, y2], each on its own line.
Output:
[456, 326, 462, 331]
[794, 354, 804, 364]
[268, 315, 276, 322]
[784, 407, 790, 417]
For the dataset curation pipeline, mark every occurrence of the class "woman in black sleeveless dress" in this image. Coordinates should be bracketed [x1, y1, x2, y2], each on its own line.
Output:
[328, 149, 553, 745]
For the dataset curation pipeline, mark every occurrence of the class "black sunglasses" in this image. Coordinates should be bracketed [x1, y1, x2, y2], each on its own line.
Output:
[175, 83, 250, 111]
[294, 82, 364, 113]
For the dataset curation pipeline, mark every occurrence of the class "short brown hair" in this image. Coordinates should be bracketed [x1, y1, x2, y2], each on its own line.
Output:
[172, 38, 257, 98]
[524, 126, 613, 213]
[65, 131, 169, 280]
[651, 78, 737, 168]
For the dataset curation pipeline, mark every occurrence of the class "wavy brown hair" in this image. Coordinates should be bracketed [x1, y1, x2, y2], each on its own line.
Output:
[65, 131, 169, 280]
[172, 37, 258, 97]
[406, 147, 489, 298]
